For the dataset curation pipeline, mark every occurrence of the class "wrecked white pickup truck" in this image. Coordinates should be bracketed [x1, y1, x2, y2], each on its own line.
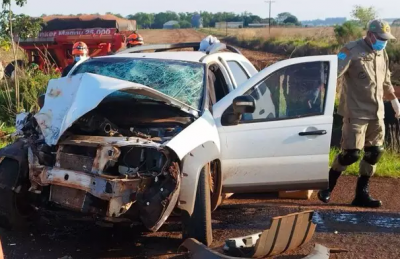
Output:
[0, 42, 337, 246]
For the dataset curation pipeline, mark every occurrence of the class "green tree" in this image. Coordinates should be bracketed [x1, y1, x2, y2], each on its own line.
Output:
[351, 5, 378, 29]
[265, 18, 277, 26]
[0, 12, 42, 39]
[2, 0, 26, 6]
[276, 12, 292, 24]
[179, 20, 191, 28]
[200, 11, 213, 27]
[128, 12, 155, 29]
[334, 21, 363, 44]
[153, 11, 179, 29]
[241, 12, 262, 27]
[1, 0, 30, 113]
[283, 15, 300, 26]
[0, 37, 11, 51]
[179, 12, 193, 23]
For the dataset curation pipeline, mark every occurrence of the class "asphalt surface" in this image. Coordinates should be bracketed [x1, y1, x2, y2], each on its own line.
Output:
[1, 176, 400, 259]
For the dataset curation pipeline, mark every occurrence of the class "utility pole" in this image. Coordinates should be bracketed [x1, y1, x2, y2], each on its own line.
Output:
[225, 14, 228, 36]
[265, 0, 275, 34]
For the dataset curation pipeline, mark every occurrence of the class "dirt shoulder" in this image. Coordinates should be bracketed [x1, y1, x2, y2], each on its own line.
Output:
[1, 176, 400, 259]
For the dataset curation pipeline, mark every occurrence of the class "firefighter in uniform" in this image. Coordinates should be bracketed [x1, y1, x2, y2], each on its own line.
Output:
[62, 41, 89, 77]
[318, 19, 400, 208]
[126, 31, 144, 48]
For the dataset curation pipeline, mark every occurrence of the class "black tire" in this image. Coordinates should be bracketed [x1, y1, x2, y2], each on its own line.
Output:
[210, 161, 223, 212]
[0, 158, 32, 230]
[181, 166, 213, 246]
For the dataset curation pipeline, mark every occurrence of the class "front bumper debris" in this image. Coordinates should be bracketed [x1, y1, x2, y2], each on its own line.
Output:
[179, 239, 331, 259]
[179, 211, 333, 259]
[223, 210, 316, 258]
[26, 135, 180, 225]
[34, 167, 140, 217]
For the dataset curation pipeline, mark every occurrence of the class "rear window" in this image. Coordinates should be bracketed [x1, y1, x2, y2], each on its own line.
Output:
[72, 57, 206, 110]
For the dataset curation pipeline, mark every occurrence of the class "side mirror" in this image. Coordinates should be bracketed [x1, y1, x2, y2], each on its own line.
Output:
[233, 95, 256, 114]
[222, 95, 256, 126]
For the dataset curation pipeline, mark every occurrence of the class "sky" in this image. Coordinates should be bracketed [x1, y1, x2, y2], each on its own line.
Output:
[7, 0, 400, 20]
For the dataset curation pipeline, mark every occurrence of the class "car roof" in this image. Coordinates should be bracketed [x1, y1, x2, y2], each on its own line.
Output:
[108, 51, 207, 63]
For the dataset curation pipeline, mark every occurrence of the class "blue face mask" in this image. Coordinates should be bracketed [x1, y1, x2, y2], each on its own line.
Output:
[74, 56, 82, 62]
[372, 34, 388, 51]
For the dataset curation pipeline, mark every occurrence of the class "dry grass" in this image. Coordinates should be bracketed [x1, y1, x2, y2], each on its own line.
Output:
[204, 26, 400, 43]
[392, 27, 400, 39]
[0, 48, 25, 64]
[203, 27, 336, 41]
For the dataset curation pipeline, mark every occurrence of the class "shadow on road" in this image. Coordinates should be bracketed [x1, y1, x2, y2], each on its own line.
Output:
[1, 191, 400, 258]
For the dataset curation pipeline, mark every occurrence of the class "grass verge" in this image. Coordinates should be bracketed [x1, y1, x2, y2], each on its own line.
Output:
[330, 148, 400, 178]
[199, 27, 400, 77]
[0, 125, 15, 148]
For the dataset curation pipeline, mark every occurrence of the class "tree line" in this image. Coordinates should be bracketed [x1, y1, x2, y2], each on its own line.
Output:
[126, 11, 301, 29]
[40, 11, 302, 29]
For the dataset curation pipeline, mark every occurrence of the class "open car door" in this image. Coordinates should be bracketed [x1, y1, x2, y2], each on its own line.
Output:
[213, 55, 338, 193]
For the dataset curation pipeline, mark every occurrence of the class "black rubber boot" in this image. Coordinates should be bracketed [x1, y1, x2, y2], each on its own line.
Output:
[352, 176, 382, 208]
[318, 168, 342, 203]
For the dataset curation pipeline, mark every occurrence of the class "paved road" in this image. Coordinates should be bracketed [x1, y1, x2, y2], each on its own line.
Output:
[1, 176, 400, 259]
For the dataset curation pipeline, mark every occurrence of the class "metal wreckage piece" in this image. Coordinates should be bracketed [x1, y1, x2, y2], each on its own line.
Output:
[180, 239, 330, 259]
[179, 211, 335, 259]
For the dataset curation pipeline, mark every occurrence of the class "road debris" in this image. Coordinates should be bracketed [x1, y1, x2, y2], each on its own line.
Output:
[303, 244, 330, 259]
[180, 238, 238, 259]
[178, 210, 344, 259]
[180, 239, 333, 259]
[224, 210, 316, 258]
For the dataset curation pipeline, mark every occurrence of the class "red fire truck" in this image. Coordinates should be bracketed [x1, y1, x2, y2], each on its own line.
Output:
[10, 14, 136, 75]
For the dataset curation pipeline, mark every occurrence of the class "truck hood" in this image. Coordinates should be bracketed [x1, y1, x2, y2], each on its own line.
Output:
[35, 73, 199, 146]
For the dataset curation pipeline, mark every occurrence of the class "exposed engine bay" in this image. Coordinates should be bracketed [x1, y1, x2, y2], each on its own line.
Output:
[18, 97, 195, 231]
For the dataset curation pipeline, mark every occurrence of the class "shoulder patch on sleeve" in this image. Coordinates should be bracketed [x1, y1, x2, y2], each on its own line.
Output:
[338, 52, 347, 60]
[337, 47, 351, 60]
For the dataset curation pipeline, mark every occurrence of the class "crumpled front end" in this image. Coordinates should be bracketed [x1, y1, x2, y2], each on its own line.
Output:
[27, 134, 181, 231]
[4, 73, 200, 231]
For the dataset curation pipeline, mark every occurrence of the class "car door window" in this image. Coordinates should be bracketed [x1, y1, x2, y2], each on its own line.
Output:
[227, 61, 249, 87]
[241, 61, 258, 75]
[242, 61, 328, 122]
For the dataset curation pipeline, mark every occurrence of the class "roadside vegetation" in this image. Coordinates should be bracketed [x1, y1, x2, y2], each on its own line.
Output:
[199, 6, 400, 85]
[0, 68, 58, 123]
[0, 0, 58, 146]
[200, 23, 400, 62]
[0, 123, 14, 148]
[330, 148, 400, 178]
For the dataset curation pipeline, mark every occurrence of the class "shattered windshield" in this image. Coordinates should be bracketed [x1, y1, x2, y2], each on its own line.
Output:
[72, 57, 205, 110]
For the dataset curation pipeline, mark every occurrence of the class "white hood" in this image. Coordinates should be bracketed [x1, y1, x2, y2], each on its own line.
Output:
[35, 73, 198, 146]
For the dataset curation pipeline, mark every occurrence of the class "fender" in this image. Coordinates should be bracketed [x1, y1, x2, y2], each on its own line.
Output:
[177, 141, 220, 215]
[166, 110, 220, 160]
[166, 110, 221, 215]
[0, 139, 29, 190]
